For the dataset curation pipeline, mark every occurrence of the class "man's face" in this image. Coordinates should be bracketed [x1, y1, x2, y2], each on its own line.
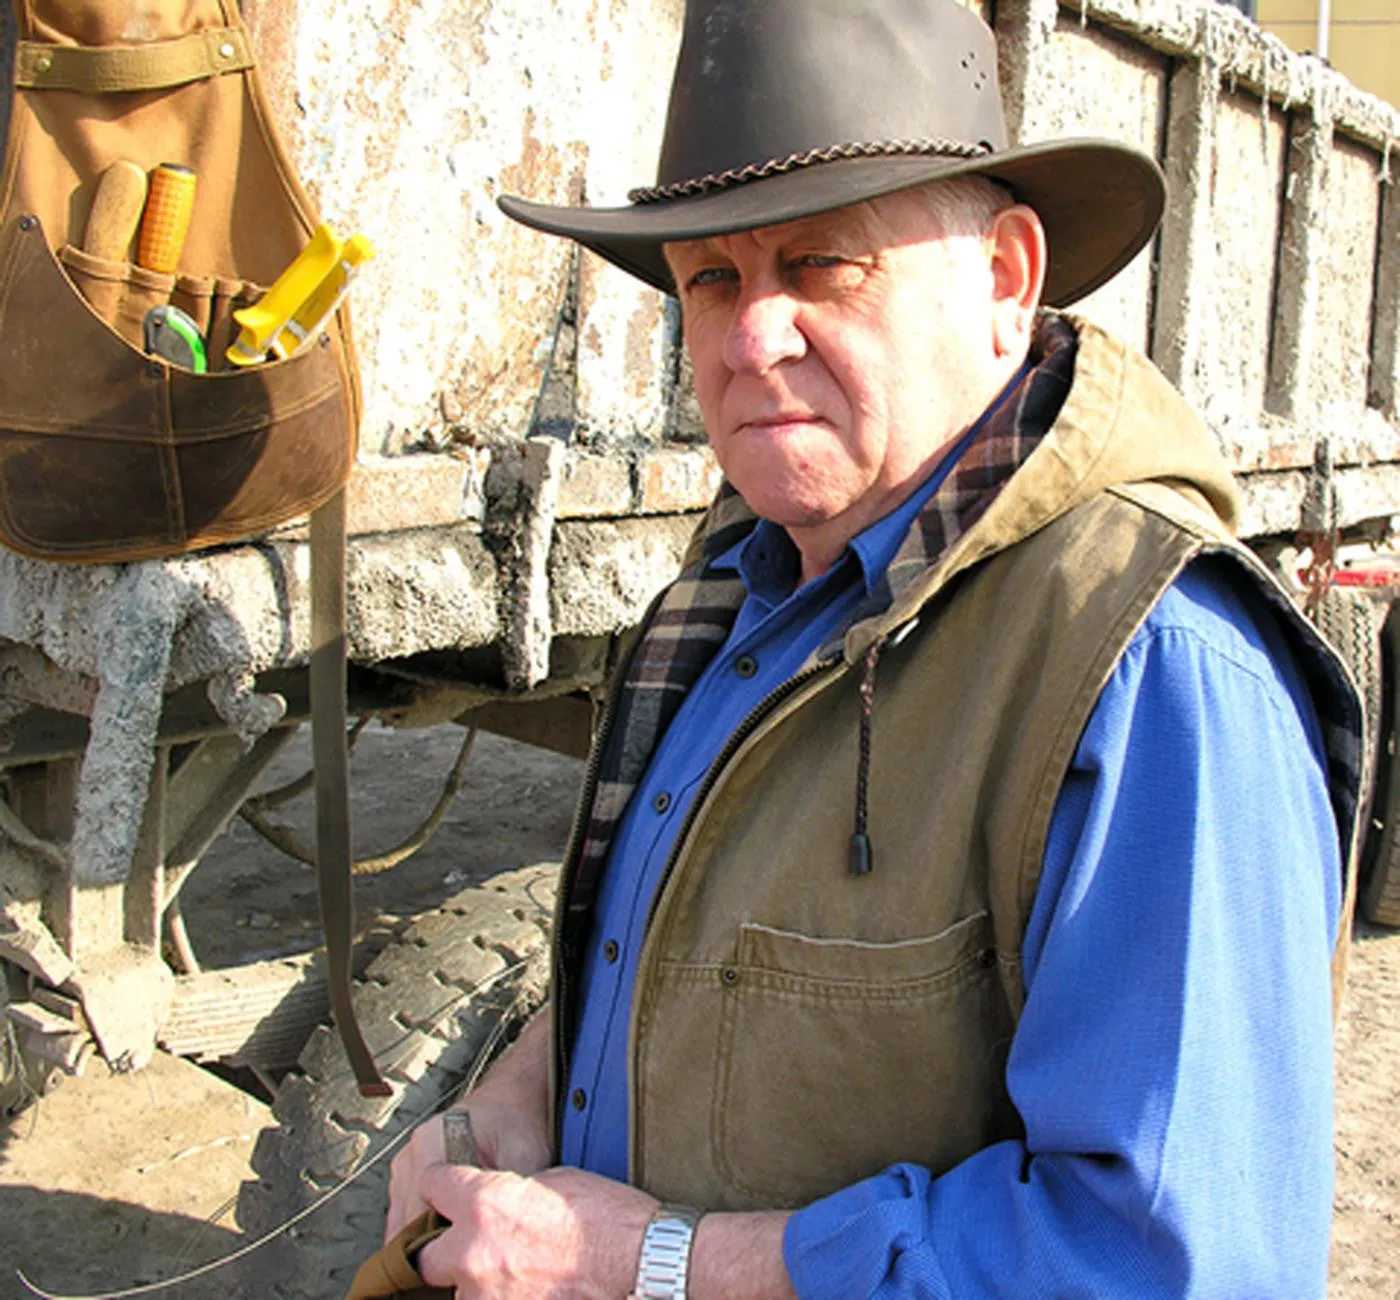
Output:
[665, 189, 1008, 573]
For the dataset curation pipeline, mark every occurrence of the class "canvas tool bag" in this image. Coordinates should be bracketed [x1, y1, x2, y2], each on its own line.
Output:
[0, 0, 360, 560]
[0, 0, 388, 1095]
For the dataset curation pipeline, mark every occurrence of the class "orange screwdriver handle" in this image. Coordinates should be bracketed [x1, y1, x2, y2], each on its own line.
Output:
[137, 163, 196, 273]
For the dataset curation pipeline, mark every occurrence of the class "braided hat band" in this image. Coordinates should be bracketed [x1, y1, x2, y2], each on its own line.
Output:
[628, 137, 995, 205]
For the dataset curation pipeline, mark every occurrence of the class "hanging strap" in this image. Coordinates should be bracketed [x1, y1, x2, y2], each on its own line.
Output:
[15, 26, 254, 92]
[311, 489, 391, 1099]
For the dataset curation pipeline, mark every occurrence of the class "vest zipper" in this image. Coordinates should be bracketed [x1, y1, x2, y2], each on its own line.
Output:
[556, 612, 896, 1154]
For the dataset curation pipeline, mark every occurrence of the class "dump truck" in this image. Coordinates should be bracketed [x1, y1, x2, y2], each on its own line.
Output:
[2, 0, 1399, 1294]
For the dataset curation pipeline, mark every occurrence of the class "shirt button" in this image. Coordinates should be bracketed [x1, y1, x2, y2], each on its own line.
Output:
[734, 654, 758, 679]
[572, 1088, 587, 1111]
[652, 791, 672, 814]
[603, 939, 620, 963]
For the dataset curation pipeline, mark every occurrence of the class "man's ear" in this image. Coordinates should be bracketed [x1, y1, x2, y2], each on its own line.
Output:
[988, 205, 1047, 358]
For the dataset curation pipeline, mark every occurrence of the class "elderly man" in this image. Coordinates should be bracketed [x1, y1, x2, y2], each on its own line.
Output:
[382, 1, 1361, 1296]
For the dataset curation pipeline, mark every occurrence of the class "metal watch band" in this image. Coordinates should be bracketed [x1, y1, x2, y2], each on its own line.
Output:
[629, 1203, 703, 1299]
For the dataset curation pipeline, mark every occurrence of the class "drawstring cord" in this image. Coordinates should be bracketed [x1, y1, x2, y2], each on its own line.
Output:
[849, 638, 883, 875]
[849, 618, 921, 876]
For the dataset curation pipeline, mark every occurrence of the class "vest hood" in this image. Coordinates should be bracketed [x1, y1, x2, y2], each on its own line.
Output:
[964, 317, 1239, 553]
[873, 315, 1241, 638]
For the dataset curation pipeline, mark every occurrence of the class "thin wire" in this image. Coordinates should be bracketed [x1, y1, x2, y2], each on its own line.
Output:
[237, 724, 478, 875]
[244, 715, 370, 813]
[14, 957, 534, 1300]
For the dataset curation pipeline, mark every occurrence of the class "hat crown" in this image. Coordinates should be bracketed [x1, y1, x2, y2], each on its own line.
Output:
[657, 0, 1009, 189]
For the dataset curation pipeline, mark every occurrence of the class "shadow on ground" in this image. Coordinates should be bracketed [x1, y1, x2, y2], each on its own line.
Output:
[0, 1185, 243, 1300]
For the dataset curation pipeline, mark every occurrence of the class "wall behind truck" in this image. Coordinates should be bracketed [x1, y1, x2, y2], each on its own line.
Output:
[995, 0, 1400, 546]
[241, 0, 692, 453]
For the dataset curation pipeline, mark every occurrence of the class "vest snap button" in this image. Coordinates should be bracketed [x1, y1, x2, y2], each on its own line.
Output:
[734, 654, 758, 679]
[652, 791, 671, 814]
[17, 215, 36, 232]
[219, 41, 236, 58]
[603, 939, 619, 963]
[571, 1088, 587, 1111]
[721, 966, 739, 986]
[979, 948, 997, 969]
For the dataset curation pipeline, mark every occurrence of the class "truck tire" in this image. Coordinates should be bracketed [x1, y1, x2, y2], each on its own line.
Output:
[1313, 587, 1384, 1008]
[0, 967, 30, 1118]
[1358, 602, 1400, 927]
[231, 862, 557, 1298]
[1316, 586, 1383, 796]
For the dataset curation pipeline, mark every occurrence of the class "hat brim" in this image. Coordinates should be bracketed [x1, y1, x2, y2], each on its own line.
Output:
[499, 138, 1165, 308]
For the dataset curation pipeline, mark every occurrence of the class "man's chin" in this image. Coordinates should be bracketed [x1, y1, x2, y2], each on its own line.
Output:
[730, 482, 831, 527]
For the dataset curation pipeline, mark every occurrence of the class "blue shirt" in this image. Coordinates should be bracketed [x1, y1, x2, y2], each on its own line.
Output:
[562, 474, 1342, 1296]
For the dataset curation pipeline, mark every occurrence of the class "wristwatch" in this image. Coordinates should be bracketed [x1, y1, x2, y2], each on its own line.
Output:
[629, 1203, 704, 1299]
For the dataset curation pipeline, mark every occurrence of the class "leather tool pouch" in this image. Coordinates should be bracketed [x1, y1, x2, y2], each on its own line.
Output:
[0, 0, 360, 563]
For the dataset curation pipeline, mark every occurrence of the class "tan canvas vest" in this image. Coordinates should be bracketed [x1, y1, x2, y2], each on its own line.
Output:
[572, 325, 1363, 1210]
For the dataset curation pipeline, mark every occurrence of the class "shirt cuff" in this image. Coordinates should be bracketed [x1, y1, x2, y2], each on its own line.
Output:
[783, 1164, 948, 1300]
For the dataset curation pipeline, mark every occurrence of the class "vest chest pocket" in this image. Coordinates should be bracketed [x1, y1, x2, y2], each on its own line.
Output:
[711, 910, 1016, 1205]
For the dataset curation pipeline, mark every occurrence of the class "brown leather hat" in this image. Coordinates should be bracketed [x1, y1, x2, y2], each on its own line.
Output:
[499, 0, 1165, 307]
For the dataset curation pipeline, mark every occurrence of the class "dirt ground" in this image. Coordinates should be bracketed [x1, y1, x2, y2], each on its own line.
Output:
[1, 721, 1398, 1299]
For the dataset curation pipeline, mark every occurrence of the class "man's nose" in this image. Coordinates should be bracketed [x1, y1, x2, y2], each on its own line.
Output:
[723, 289, 806, 374]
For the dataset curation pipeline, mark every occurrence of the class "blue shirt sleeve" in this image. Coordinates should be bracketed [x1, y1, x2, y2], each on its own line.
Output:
[783, 559, 1344, 1299]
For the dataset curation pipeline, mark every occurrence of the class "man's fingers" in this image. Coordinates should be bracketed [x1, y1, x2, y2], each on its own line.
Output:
[414, 1226, 456, 1290]
[418, 1159, 474, 1203]
[385, 1117, 448, 1242]
[383, 1189, 427, 1245]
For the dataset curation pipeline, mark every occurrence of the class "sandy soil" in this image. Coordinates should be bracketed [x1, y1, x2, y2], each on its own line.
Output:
[1331, 920, 1400, 1296]
[0, 722, 1397, 1299]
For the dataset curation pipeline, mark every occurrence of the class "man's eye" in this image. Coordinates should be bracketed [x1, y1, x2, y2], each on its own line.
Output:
[685, 266, 735, 290]
[791, 254, 845, 270]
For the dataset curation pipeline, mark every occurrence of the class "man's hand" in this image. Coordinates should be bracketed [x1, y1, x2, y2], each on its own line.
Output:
[386, 1010, 552, 1241]
[414, 1163, 799, 1299]
[416, 1164, 656, 1298]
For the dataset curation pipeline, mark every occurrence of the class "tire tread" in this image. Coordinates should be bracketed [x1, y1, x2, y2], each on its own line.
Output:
[231, 863, 556, 1297]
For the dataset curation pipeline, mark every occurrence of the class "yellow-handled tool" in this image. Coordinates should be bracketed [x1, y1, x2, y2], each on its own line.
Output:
[227, 224, 374, 367]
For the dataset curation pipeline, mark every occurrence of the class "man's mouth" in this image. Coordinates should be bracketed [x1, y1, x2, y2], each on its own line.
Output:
[740, 411, 825, 432]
